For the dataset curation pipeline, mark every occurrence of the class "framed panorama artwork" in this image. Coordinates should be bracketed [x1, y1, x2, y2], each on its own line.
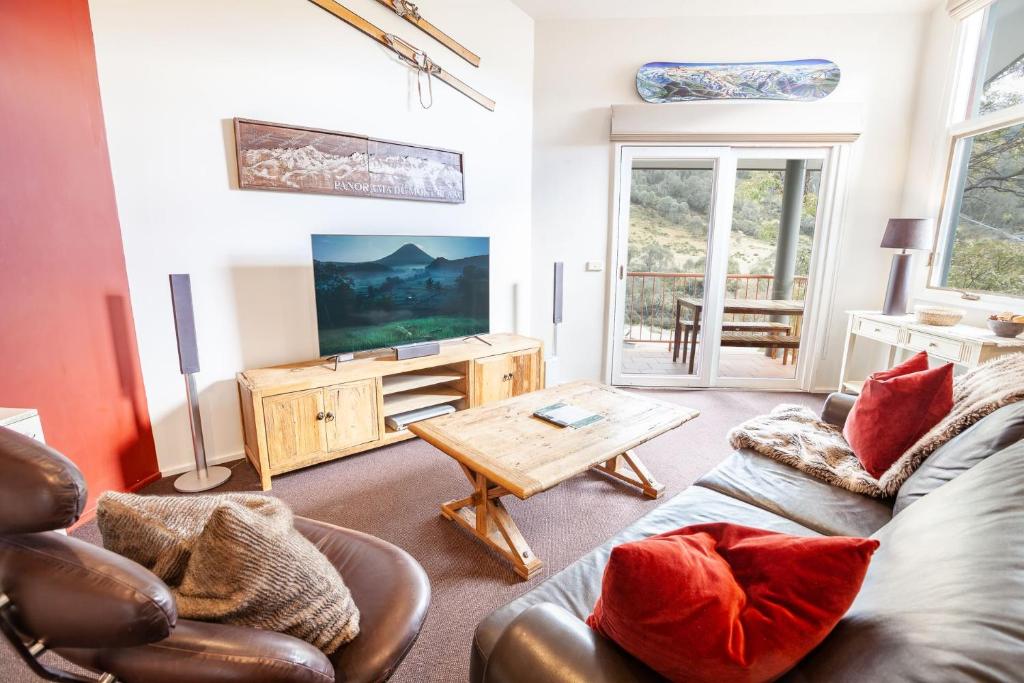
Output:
[233, 118, 465, 203]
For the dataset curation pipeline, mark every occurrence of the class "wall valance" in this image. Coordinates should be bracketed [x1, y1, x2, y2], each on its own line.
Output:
[609, 102, 863, 144]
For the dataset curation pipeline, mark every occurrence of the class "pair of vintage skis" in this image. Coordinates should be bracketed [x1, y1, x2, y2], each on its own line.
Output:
[306, 0, 494, 111]
[376, 0, 480, 67]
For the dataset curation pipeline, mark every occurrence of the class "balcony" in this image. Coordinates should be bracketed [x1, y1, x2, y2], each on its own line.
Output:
[622, 272, 807, 377]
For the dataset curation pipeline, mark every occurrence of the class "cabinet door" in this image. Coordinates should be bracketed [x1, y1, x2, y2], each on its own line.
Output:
[510, 349, 543, 396]
[473, 354, 514, 406]
[264, 389, 327, 470]
[325, 379, 380, 452]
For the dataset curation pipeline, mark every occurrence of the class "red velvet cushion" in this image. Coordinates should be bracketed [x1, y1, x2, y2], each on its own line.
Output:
[586, 523, 879, 683]
[843, 362, 953, 478]
[869, 350, 929, 381]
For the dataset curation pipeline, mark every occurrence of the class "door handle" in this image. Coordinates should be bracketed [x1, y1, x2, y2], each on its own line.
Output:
[325, 411, 335, 422]
[316, 411, 325, 421]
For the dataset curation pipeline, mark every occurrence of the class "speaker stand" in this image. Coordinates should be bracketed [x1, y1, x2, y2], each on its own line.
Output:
[174, 373, 231, 493]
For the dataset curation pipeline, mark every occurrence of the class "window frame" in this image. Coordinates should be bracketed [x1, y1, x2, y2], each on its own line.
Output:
[928, 2, 1024, 301]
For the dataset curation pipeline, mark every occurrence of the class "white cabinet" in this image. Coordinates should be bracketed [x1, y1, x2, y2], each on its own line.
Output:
[0, 407, 45, 443]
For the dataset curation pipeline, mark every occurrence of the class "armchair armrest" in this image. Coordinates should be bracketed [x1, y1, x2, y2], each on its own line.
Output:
[58, 619, 335, 683]
[483, 603, 659, 683]
[821, 392, 857, 429]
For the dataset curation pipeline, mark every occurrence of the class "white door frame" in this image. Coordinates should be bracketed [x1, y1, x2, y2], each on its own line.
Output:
[609, 146, 731, 388]
[605, 142, 852, 391]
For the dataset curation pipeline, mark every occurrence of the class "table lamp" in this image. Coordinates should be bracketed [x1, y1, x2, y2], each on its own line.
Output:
[880, 218, 935, 316]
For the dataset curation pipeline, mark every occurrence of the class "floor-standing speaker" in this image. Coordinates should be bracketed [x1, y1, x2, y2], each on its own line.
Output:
[169, 274, 231, 493]
[552, 262, 564, 325]
[548, 262, 564, 385]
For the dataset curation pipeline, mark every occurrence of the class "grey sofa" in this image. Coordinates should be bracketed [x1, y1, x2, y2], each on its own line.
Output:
[472, 393, 1024, 683]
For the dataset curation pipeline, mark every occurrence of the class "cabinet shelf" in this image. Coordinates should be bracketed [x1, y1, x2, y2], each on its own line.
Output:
[381, 369, 464, 395]
[382, 387, 465, 417]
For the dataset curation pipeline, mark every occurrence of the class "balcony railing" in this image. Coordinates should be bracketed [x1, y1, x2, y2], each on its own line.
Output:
[624, 272, 808, 344]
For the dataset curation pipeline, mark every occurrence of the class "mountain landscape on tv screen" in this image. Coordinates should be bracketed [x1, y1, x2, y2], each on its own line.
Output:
[313, 236, 489, 354]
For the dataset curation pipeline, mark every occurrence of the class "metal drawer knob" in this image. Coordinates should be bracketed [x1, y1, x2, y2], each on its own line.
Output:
[325, 412, 336, 422]
[316, 411, 325, 421]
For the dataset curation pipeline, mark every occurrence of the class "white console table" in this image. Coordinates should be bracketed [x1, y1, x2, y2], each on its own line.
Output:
[838, 311, 1024, 394]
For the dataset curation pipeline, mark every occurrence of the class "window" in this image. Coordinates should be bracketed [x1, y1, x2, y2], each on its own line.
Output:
[932, 0, 1024, 298]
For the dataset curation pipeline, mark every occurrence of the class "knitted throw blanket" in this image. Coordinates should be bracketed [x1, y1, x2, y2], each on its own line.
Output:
[98, 492, 360, 654]
[728, 354, 1024, 498]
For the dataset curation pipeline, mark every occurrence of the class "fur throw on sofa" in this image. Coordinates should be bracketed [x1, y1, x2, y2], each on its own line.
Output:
[97, 492, 360, 654]
[729, 354, 1024, 498]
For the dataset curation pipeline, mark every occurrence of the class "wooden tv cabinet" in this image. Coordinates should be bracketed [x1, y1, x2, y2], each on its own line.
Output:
[236, 334, 544, 489]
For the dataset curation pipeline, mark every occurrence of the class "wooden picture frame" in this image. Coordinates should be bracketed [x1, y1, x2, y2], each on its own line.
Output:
[234, 118, 465, 204]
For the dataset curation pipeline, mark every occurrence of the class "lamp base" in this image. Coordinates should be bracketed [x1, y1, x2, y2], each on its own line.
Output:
[882, 253, 913, 316]
[173, 465, 232, 493]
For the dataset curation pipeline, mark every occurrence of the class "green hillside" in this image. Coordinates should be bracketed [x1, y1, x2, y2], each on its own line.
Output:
[626, 168, 818, 276]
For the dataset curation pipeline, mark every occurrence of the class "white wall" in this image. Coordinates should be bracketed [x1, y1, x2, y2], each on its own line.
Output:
[531, 12, 931, 389]
[89, 0, 534, 473]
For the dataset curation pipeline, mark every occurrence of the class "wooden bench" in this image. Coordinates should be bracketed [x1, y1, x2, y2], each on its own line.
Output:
[720, 332, 801, 365]
[673, 320, 791, 362]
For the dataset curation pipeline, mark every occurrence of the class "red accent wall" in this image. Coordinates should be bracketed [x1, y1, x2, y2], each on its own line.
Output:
[0, 0, 160, 519]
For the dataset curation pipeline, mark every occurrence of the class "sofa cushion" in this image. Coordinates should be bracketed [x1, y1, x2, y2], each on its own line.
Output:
[696, 450, 893, 536]
[586, 523, 878, 683]
[843, 362, 953, 478]
[870, 350, 928, 381]
[99, 492, 360, 655]
[471, 486, 819, 683]
[893, 400, 1024, 515]
[783, 439, 1024, 682]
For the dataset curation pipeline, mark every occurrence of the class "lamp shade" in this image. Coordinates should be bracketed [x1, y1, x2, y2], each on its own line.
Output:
[880, 218, 935, 251]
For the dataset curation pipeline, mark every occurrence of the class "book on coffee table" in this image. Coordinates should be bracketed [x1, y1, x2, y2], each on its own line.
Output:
[533, 402, 604, 429]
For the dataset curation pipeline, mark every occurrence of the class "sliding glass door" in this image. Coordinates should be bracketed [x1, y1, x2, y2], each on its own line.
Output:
[610, 146, 833, 390]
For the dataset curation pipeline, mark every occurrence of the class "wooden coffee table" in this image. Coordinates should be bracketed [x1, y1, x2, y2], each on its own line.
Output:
[408, 380, 699, 579]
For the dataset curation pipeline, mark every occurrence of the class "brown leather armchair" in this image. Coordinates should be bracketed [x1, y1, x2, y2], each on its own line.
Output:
[0, 427, 430, 683]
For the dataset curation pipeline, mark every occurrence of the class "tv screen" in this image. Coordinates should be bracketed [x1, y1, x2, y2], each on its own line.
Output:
[312, 234, 490, 355]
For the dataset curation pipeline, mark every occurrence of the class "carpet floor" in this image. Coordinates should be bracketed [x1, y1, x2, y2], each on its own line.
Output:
[2, 389, 823, 683]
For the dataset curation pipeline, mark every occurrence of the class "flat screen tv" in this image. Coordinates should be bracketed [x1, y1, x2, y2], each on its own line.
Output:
[312, 234, 490, 355]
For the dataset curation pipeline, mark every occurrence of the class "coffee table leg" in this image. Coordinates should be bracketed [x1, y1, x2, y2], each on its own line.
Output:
[592, 449, 665, 499]
[441, 467, 544, 580]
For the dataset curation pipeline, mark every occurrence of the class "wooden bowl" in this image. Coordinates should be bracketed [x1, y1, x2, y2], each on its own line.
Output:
[914, 306, 964, 326]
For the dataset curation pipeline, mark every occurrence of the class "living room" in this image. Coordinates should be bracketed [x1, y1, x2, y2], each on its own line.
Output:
[2, 0, 1023, 681]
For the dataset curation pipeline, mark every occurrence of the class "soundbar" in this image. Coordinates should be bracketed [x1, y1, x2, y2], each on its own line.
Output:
[392, 341, 440, 360]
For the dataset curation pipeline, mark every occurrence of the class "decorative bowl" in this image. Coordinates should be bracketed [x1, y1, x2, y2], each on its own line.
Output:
[914, 306, 964, 327]
[988, 318, 1024, 338]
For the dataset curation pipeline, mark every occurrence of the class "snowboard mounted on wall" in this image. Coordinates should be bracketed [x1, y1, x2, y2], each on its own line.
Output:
[636, 59, 840, 104]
